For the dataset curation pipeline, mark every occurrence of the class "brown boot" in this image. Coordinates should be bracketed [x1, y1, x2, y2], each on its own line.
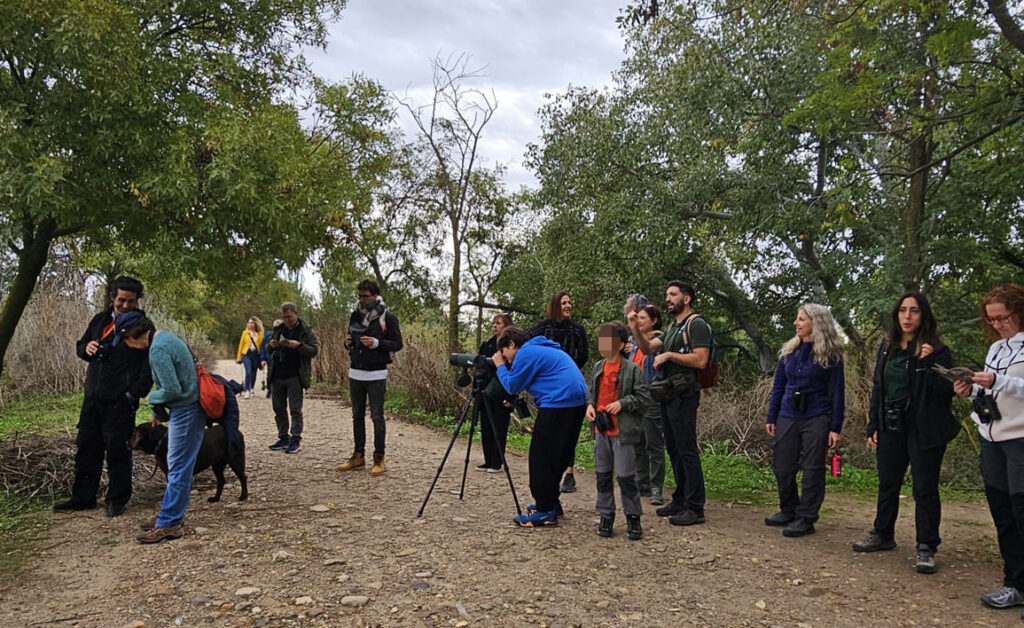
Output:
[136, 524, 184, 544]
[337, 451, 365, 472]
[371, 453, 386, 475]
[139, 514, 158, 531]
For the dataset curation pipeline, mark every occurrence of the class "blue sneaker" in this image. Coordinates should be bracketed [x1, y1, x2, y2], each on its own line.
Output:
[514, 510, 559, 528]
[284, 439, 301, 454]
[526, 502, 564, 517]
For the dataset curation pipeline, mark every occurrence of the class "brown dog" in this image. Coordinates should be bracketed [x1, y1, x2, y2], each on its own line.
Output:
[131, 423, 249, 502]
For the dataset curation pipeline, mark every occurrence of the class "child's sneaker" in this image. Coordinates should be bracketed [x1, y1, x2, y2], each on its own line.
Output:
[514, 510, 559, 528]
[597, 515, 614, 538]
[626, 515, 643, 541]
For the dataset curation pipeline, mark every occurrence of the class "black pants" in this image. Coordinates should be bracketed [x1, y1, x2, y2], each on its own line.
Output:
[559, 404, 586, 472]
[773, 415, 830, 523]
[530, 405, 587, 512]
[351, 378, 387, 455]
[661, 394, 706, 514]
[478, 395, 511, 468]
[980, 437, 1024, 590]
[873, 427, 947, 550]
[271, 376, 304, 441]
[72, 395, 136, 507]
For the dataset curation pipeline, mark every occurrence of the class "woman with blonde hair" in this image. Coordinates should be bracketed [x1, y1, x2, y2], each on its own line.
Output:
[236, 317, 264, 399]
[764, 303, 846, 538]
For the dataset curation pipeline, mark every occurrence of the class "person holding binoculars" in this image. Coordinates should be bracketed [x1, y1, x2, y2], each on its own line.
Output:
[853, 293, 957, 575]
[955, 283, 1024, 612]
[586, 322, 651, 540]
[764, 304, 845, 539]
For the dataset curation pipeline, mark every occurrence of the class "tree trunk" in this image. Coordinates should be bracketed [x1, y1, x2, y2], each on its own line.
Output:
[448, 232, 462, 352]
[702, 260, 776, 374]
[0, 219, 56, 375]
[902, 130, 930, 293]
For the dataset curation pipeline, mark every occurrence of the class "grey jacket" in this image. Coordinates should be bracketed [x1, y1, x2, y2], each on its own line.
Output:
[588, 358, 651, 446]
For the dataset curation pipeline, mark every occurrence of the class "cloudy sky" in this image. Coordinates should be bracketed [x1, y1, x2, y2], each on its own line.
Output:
[306, 0, 628, 188]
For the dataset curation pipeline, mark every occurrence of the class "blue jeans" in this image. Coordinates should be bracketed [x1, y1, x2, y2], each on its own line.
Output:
[242, 353, 259, 392]
[156, 402, 205, 528]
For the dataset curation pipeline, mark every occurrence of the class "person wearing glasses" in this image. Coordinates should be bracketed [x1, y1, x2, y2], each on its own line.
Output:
[955, 283, 1024, 613]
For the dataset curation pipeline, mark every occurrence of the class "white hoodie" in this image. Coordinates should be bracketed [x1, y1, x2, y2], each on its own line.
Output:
[973, 332, 1024, 442]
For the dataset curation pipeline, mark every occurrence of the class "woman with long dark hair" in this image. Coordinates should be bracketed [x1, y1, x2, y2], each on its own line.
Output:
[853, 293, 957, 575]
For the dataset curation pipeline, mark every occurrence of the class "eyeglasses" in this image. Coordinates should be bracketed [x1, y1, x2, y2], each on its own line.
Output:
[985, 314, 1015, 326]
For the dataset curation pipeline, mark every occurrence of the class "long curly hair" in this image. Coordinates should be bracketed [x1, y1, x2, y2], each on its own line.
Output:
[779, 303, 845, 367]
[981, 283, 1024, 341]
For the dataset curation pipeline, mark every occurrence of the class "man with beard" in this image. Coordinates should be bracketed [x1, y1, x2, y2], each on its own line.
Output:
[55, 276, 153, 517]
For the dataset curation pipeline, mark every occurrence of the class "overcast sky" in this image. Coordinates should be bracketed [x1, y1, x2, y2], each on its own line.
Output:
[306, 0, 628, 188]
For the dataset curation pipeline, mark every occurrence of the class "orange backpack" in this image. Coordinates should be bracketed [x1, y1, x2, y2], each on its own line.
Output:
[196, 363, 226, 420]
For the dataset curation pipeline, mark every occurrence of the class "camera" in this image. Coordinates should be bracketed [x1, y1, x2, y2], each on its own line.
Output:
[791, 390, 807, 413]
[594, 410, 615, 434]
[883, 398, 909, 433]
[974, 392, 1002, 424]
[513, 396, 531, 419]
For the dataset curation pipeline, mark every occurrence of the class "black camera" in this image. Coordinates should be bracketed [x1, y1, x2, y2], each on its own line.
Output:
[883, 397, 909, 433]
[974, 392, 1002, 424]
[594, 410, 615, 434]
[791, 390, 807, 413]
[513, 396, 531, 419]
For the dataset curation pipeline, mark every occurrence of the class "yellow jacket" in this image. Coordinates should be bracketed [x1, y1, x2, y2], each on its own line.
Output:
[236, 329, 263, 362]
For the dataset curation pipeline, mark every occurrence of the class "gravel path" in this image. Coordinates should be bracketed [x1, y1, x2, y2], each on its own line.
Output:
[0, 360, 1018, 627]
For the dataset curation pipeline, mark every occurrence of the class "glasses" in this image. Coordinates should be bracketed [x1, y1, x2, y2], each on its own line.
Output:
[357, 293, 374, 299]
[985, 314, 1015, 326]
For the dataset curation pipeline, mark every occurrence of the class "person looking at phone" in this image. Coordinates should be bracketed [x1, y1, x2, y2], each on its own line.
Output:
[764, 304, 845, 538]
[265, 302, 319, 454]
[954, 283, 1024, 612]
[852, 293, 957, 575]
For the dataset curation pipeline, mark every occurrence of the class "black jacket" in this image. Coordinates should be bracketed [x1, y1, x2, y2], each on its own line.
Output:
[867, 339, 959, 450]
[527, 318, 588, 368]
[478, 336, 515, 402]
[266, 319, 319, 389]
[76, 307, 153, 402]
[346, 308, 403, 372]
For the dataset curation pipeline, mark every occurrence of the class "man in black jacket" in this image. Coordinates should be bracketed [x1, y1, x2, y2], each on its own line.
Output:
[56, 276, 153, 517]
[265, 302, 319, 454]
[337, 279, 403, 476]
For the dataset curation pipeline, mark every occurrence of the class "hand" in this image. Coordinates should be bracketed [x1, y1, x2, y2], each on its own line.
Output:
[828, 431, 841, 449]
[953, 380, 973, 397]
[972, 371, 996, 389]
[268, 339, 279, 349]
[345, 334, 352, 346]
[867, 431, 878, 449]
[604, 400, 622, 415]
[626, 310, 637, 326]
[359, 335, 376, 348]
[85, 340, 101, 356]
[285, 339, 300, 349]
[503, 401, 513, 408]
[765, 423, 775, 437]
[586, 405, 596, 422]
[653, 353, 671, 369]
[919, 343, 934, 358]
[491, 350, 505, 367]
[624, 342, 634, 355]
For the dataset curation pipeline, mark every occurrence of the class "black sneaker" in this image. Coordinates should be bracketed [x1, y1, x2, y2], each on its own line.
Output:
[597, 516, 614, 537]
[105, 502, 127, 518]
[656, 500, 686, 517]
[765, 511, 795, 527]
[782, 518, 815, 537]
[852, 531, 897, 552]
[269, 438, 289, 451]
[560, 473, 576, 493]
[669, 509, 706, 526]
[626, 515, 643, 541]
[53, 499, 96, 513]
[915, 544, 936, 574]
[284, 439, 301, 454]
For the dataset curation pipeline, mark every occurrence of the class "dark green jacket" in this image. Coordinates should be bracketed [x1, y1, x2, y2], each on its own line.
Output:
[266, 319, 319, 389]
[588, 358, 651, 446]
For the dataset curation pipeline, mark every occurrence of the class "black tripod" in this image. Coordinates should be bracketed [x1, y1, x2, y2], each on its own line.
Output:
[418, 370, 522, 517]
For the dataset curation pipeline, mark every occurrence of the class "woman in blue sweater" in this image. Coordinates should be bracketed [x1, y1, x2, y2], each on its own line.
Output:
[765, 304, 846, 538]
[118, 314, 204, 544]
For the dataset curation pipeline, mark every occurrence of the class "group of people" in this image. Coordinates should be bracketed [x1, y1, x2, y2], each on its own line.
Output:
[52, 273, 1024, 616]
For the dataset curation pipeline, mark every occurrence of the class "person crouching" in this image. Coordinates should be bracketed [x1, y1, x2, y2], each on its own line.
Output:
[587, 322, 651, 540]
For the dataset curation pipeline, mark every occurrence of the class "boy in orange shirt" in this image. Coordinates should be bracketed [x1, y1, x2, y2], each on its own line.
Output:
[586, 322, 651, 539]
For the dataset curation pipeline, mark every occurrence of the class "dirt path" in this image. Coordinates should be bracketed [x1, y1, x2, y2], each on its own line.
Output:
[1, 360, 1020, 627]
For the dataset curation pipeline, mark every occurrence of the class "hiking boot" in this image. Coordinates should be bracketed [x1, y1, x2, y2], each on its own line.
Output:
[139, 515, 158, 531]
[765, 511, 795, 527]
[284, 439, 301, 454]
[105, 502, 127, 518]
[269, 438, 289, 451]
[915, 544, 936, 574]
[337, 451, 365, 471]
[371, 453, 387, 475]
[559, 473, 576, 493]
[669, 509, 706, 526]
[782, 518, 815, 538]
[852, 531, 897, 552]
[980, 586, 1024, 609]
[136, 524, 184, 544]
[626, 515, 643, 541]
[650, 487, 664, 506]
[527, 502, 564, 517]
[52, 499, 96, 513]
[597, 515, 614, 538]
[514, 510, 559, 528]
[655, 500, 686, 517]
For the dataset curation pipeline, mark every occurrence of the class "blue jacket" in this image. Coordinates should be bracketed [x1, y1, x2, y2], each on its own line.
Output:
[259, 330, 273, 362]
[766, 342, 846, 432]
[497, 337, 588, 409]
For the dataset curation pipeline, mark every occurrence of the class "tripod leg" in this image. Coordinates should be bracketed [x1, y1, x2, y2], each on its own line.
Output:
[478, 394, 522, 515]
[418, 398, 472, 517]
[458, 400, 479, 500]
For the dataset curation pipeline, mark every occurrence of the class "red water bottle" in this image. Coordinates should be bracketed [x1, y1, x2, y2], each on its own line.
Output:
[830, 449, 843, 477]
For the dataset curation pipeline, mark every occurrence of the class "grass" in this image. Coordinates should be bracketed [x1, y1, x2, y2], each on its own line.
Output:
[0, 392, 83, 436]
